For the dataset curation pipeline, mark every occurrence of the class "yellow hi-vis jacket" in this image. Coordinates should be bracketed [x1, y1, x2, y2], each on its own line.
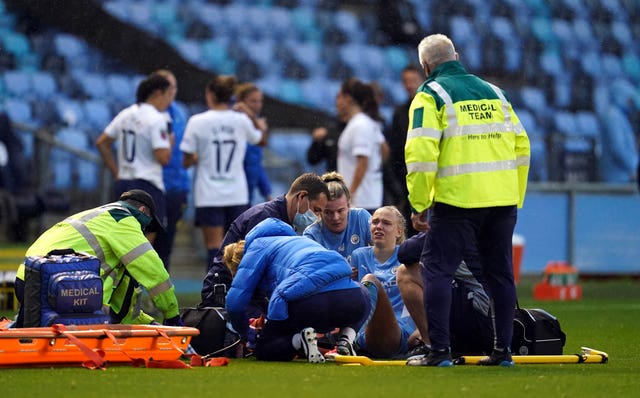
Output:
[405, 61, 530, 213]
[16, 202, 179, 324]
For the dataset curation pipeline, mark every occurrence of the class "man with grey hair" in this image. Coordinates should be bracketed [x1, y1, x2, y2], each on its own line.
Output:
[404, 34, 530, 366]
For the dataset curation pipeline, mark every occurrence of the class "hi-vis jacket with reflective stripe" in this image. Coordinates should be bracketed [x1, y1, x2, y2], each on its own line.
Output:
[405, 61, 530, 213]
[17, 202, 179, 324]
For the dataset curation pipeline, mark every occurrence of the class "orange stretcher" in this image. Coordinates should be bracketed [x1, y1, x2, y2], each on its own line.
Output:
[0, 319, 200, 369]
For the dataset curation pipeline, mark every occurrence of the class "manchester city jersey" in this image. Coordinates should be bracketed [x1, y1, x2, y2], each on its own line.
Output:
[350, 246, 416, 335]
[303, 208, 372, 261]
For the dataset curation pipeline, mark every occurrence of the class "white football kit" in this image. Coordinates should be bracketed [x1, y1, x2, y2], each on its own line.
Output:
[104, 103, 171, 191]
[181, 109, 262, 207]
[337, 112, 384, 209]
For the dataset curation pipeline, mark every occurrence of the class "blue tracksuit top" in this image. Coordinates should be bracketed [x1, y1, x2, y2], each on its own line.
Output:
[225, 218, 359, 336]
[201, 195, 289, 303]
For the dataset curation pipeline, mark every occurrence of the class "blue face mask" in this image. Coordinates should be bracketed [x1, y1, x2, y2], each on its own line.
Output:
[292, 195, 317, 235]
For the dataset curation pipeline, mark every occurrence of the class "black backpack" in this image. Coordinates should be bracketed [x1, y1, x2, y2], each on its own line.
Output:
[179, 306, 241, 357]
[512, 307, 566, 355]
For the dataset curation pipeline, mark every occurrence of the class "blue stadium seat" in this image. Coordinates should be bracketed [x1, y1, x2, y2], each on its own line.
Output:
[579, 50, 602, 77]
[127, 2, 154, 31]
[193, 3, 224, 35]
[301, 76, 336, 111]
[300, 77, 325, 109]
[622, 51, 640, 83]
[278, 79, 304, 104]
[602, 54, 623, 78]
[56, 126, 89, 150]
[334, 10, 364, 43]
[519, 107, 548, 182]
[54, 33, 86, 61]
[572, 18, 598, 50]
[241, 38, 276, 74]
[449, 15, 475, 44]
[531, 17, 556, 46]
[176, 39, 203, 66]
[77, 158, 99, 190]
[2, 98, 34, 126]
[339, 43, 386, 80]
[75, 72, 109, 99]
[256, 74, 281, 98]
[0, 30, 30, 59]
[289, 41, 325, 77]
[107, 74, 135, 104]
[102, 0, 130, 22]
[384, 47, 410, 76]
[151, 1, 178, 28]
[553, 111, 577, 136]
[83, 99, 113, 134]
[520, 86, 547, 116]
[200, 39, 235, 73]
[380, 77, 406, 105]
[611, 20, 633, 50]
[291, 7, 322, 43]
[51, 127, 91, 189]
[574, 111, 600, 141]
[599, 105, 638, 183]
[515, 109, 540, 139]
[540, 51, 563, 77]
[2, 70, 31, 97]
[54, 97, 85, 127]
[31, 71, 57, 100]
[492, 17, 515, 41]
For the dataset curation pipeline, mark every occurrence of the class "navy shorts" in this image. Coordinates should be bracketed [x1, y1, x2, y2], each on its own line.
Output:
[195, 205, 249, 229]
[114, 179, 167, 229]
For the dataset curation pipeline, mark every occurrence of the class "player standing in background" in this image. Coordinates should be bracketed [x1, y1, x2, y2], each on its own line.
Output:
[180, 75, 264, 272]
[336, 78, 388, 214]
[150, 69, 190, 271]
[96, 74, 176, 242]
[234, 82, 273, 205]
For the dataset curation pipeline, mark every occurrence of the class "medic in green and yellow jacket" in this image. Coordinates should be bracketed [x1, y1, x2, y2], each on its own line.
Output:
[16, 199, 179, 325]
[405, 60, 530, 214]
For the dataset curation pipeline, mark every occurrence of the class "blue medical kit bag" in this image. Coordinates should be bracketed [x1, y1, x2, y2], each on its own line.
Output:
[23, 249, 111, 327]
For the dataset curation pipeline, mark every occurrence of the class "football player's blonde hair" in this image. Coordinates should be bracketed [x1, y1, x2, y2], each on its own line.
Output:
[223, 240, 246, 277]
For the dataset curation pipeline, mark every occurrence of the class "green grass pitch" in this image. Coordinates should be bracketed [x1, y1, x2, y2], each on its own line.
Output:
[2, 277, 639, 398]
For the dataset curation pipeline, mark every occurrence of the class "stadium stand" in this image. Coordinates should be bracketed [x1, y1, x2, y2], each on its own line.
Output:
[0, 0, 638, 209]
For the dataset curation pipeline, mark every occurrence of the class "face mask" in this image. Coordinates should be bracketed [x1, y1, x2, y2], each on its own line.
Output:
[137, 211, 153, 232]
[292, 195, 316, 235]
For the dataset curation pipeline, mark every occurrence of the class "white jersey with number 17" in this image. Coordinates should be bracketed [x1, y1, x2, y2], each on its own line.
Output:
[180, 109, 262, 207]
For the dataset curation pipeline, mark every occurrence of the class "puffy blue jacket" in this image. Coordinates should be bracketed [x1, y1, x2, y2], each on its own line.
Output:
[225, 218, 358, 336]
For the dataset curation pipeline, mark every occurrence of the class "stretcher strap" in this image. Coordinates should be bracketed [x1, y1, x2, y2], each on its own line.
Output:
[102, 328, 190, 369]
[154, 328, 186, 355]
[51, 324, 106, 370]
[103, 329, 146, 367]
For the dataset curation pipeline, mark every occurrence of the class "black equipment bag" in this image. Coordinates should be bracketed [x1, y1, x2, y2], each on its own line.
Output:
[179, 306, 241, 357]
[512, 307, 566, 355]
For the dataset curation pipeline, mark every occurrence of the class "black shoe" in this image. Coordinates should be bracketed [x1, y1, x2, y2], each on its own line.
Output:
[299, 327, 325, 363]
[405, 340, 431, 361]
[406, 348, 453, 367]
[336, 337, 356, 356]
[477, 349, 515, 367]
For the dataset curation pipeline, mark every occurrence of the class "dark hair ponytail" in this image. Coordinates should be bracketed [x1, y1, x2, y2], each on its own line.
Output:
[340, 78, 382, 122]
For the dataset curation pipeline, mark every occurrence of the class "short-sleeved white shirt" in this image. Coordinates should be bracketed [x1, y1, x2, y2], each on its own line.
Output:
[337, 112, 384, 209]
[180, 109, 262, 207]
[104, 103, 171, 191]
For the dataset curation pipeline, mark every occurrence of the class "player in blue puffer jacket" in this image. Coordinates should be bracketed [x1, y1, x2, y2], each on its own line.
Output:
[224, 218, 370, 363]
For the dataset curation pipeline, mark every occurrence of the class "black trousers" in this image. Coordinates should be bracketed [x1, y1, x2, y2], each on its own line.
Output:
[255, 287, 370, 361]
[421, 203, 517, 351]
